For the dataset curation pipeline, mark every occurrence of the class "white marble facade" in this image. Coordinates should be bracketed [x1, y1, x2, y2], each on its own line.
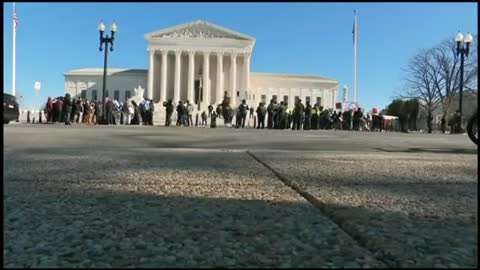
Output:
[65, 20, 338, 110]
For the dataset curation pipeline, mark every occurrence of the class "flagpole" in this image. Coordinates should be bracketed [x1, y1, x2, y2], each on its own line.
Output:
[353, 10, 358, 104]
[12, 2, 16, 97]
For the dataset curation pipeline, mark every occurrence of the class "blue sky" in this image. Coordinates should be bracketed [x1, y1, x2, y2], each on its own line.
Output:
[3, 2, 478, 110]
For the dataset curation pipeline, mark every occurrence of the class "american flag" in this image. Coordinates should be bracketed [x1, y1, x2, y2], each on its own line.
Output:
[13, 3, 18, 31]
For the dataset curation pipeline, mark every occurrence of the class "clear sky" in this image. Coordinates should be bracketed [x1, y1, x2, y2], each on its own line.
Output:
[3, 2, 478, 110]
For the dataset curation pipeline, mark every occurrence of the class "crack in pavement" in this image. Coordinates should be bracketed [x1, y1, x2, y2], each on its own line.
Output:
[245, 150, 388, 268]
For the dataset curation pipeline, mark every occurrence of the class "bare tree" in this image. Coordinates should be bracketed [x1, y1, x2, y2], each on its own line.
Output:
[401, 48, 441, 133]
[430, 35, 478, 126]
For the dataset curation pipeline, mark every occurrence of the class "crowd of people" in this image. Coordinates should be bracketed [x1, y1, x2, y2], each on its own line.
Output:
[44, 94, 155, 126]
[43, 94, 386, 132]
[163, 98, 386, 132]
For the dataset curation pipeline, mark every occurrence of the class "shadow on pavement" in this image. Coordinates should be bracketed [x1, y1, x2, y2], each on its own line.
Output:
[374, 147, 478, 155]
[4, 186, 388, 268]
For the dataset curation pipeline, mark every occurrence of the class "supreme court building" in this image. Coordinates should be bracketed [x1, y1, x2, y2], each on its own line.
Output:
[65, 20, 339, 113]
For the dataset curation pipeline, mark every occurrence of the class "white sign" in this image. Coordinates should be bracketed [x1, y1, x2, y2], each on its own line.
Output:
[34, 81, 41, 91]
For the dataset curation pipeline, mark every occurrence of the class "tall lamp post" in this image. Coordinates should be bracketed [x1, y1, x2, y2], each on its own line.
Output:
[455, 31, 473, 129]
[98, 20, 117, 124]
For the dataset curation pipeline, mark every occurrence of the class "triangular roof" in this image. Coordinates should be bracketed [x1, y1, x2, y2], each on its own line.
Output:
[145, 20, 255, 41]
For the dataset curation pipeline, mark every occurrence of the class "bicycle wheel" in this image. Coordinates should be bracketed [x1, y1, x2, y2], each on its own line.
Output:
[467, 113, 478, 145]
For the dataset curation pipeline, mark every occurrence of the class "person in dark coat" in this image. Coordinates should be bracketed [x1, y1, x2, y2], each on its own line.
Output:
[46, 97, 54, 123]
[256, 102, 267, 129]
[56, 97, 64, 123]
[74, 99, 82, 123]
[249, 107, 255, 119]
[238, 100, 249, 128]
[176, 101, 185, 126]
[70, 97, 77, 123]
[274, 102, 283, 129]
[130, 101, 140, 125]
[201, 111, 208, 126]
[164, 99, 174, 126]
[267, 99, 276, 129]
[210, 111, 217, 128]
[105, 98, 113, 125]
[293, 99, 305, 130]
[304, 101, 312, 130]
[216, 104, 222, 119]
[63, 93, 73, 125]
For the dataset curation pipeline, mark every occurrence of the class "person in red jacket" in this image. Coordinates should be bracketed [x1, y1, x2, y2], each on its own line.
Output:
[45, 97, 54, 123]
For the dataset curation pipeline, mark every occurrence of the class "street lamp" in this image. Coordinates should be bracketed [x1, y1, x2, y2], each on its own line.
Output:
[98, 20, 117, 123]
[455, 31, 473, 129]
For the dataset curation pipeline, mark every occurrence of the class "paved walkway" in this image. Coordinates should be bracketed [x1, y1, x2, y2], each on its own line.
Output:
[3, 125, 478, 268]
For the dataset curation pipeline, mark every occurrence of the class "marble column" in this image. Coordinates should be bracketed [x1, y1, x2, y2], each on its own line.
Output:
[174, 50, 182, 103]
[187, 51, 195, 104]
[203, 51, 210, 105]
[147, 49, 154, 99]
[229, 52, 237, 107]
[216, 51, 224, 105]
[160, 50, 168, 103]
[244, 52, 251, 100]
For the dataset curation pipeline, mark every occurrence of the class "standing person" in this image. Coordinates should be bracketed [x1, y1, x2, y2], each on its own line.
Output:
[105, 98, 113, 125]
[163, 99, 174, 126]
[74, 99, 83, 124]
[139, 99, 146, 125]
[176, 101, 185, 126]
[118, 102, 124, 125]
[216, 104, 222, 119]
[63, 93, 72, 125]
[201, 111, 208, 126]
[276, 102, 284, 129]
[304, 101, 312, 130]
[83, 101, 91, 124]
[105, 98, 114, 125]
[122, 100, 130, 125]
[90, 101, 96, 124]
[186, 100, 194, 127]
[210, 111, 217, 128]
[56, 97, 64, 123]
[143, 99, 152, 126]
[94, 101, 102, 125]
[149, 99, 155, 126]
[256, 102, 267, 129]
[46, 97, 53, 123]
[238, 99, 249, 128]
[267, 99, 275, 129]
[70, 97, 77, 123]
[127, 101, 134, 125]
[292, 99, 305, 130]
[311, 105, 319, 130]
[208, 104, 214, 118]
[249, 106, 255, 119]
[131, 101, 140, 125]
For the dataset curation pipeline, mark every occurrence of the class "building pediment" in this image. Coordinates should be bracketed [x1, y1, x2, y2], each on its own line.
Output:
[145, 20, 255, 41]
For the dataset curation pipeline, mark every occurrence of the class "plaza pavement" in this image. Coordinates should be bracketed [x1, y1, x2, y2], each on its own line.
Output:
[3, 124, 478, 268]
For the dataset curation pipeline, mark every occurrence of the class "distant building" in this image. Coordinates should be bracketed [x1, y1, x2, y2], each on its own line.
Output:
[64, 20, 339, 124]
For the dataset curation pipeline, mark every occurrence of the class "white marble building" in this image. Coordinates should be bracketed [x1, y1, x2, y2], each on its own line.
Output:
[65, 20, 338, 115]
